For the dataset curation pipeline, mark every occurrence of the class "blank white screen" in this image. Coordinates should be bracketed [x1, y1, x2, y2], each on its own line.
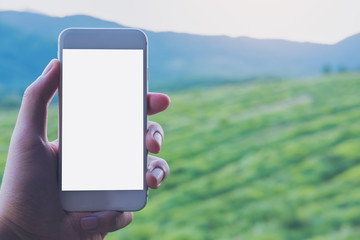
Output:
[62, 49, 144, 191]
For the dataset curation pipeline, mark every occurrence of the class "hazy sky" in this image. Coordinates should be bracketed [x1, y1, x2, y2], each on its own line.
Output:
[1, 0, 360, 44]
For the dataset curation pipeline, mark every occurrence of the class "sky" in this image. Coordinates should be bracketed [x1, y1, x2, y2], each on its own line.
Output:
[1, 0, 360, 44]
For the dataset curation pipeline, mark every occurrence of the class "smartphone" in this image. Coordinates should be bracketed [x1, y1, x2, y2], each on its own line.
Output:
[58, 28, 148, 211]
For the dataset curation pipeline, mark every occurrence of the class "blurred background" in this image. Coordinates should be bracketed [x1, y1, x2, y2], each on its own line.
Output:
[1, 0, 360, 239]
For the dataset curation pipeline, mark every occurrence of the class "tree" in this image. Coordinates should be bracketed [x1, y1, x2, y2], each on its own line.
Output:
[322, 65, 332, 75]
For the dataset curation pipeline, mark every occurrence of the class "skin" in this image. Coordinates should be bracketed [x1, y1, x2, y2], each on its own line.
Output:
[0, 59, 170, 240]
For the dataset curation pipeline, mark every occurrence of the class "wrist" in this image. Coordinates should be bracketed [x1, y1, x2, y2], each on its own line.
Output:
[0, 213, 39, 240]
[0, 216, 22, 240]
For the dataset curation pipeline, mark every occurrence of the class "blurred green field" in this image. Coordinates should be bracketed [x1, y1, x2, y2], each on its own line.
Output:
[1, 72, 360, 239]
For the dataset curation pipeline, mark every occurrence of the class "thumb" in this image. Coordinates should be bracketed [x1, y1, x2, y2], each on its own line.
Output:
[15, 59, 60, 140]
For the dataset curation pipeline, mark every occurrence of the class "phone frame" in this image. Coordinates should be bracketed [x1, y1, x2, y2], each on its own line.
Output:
[58, 28, 148, 212]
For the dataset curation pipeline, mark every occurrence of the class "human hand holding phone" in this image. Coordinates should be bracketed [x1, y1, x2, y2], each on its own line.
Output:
[0, 59, 170, 239]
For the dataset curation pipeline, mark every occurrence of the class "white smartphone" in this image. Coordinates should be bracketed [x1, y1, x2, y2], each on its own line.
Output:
[58, 28, 148, 211]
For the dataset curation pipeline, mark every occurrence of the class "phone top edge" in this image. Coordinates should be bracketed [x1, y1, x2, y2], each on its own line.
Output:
[58, 27, 147, 42]
[58, 28, 147, 51]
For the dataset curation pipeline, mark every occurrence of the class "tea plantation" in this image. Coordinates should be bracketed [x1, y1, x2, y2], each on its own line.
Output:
[1, 72, 360, 239]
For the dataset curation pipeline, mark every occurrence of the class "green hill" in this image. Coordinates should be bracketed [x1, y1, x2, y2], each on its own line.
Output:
[1, 72, 360, 239]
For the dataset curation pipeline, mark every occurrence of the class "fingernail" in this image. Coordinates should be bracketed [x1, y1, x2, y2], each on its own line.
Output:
[81, 216, 98, 231]
[154, 131, 162, 146]
[42, 60, 55, 76]
[152, 168, 164, 183]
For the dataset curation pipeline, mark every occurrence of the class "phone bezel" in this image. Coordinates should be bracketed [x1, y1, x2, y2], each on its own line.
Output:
[58, 28, 148, 212]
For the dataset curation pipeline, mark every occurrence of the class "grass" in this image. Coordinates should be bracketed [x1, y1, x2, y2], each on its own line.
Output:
[1, 72, 360, 239]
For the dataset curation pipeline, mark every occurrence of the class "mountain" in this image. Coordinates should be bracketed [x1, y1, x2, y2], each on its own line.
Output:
[0, 11, 360, 93]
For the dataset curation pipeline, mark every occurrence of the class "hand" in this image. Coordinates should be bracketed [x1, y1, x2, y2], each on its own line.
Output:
[0, 59, 170, 240]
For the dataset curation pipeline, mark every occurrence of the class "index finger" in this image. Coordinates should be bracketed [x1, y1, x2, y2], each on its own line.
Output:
[147, 93, 170, 115]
